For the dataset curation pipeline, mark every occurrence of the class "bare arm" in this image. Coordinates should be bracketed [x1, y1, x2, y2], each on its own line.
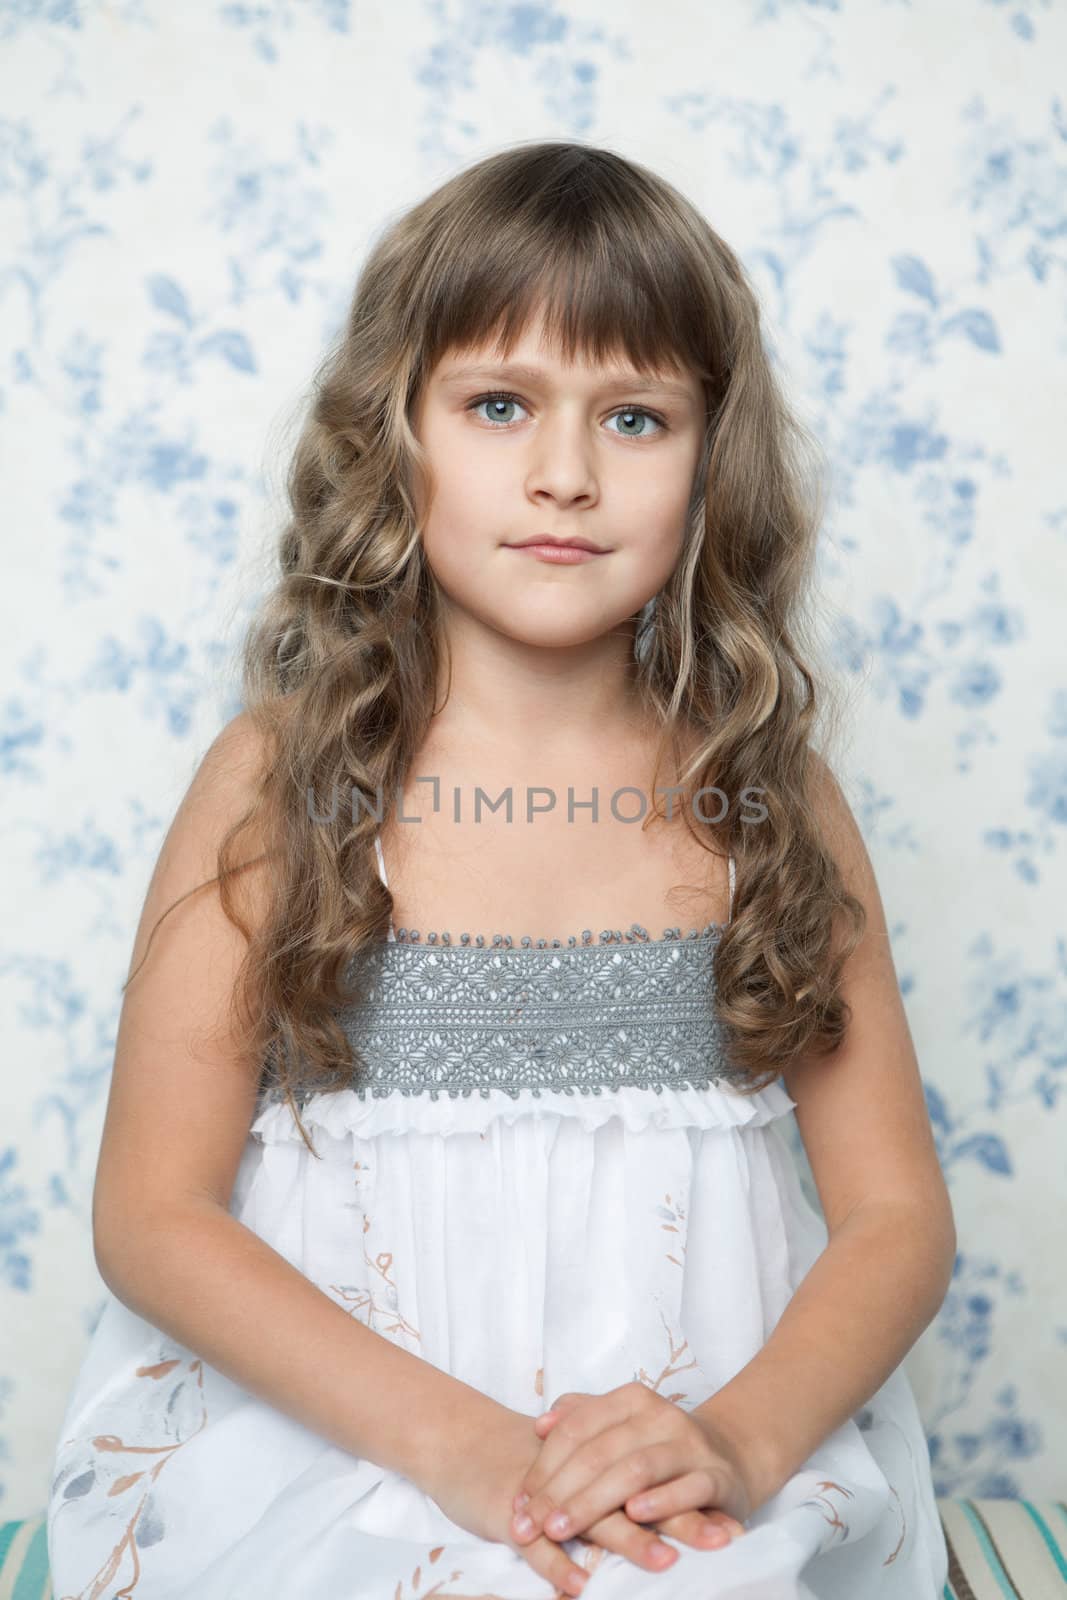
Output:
[88, 712, 493, 1503]
[692, 1199, 953, 1510]
[697, 759, 955, 1509]
[95, 1195, 497, 1495]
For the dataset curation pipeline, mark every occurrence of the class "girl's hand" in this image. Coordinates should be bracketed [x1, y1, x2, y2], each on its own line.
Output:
[422, 1403, 604, 1596]
[509, 1384, 751, 1566]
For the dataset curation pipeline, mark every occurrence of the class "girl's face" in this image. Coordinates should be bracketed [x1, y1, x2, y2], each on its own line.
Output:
[409, 312, 706, 654]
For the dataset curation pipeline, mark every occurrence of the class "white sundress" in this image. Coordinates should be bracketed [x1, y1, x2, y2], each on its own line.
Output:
[47, 837, 949, 1600]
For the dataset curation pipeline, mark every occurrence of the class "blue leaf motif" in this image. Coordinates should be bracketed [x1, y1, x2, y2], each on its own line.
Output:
[147, 275, 193, 327]
[941, 309, 1001, 353]
[198, 330, 256, 373]
[950, 659, 1001, 708]
[924, 1082, 950, 1135]
[63, 1468, 96, 1500]
[135, 1491, 166, 1548]
[954, 1133, 1012, 1176]
[892, 254, 938, 307]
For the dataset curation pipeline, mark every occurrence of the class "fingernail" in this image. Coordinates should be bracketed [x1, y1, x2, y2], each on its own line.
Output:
[514, 1491, 530, 1511]
[513, 1513, 534, 1536]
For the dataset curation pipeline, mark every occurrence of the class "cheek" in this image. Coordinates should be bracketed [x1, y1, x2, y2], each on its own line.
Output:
[618, 471, 693, 542]
[421, 448, 503, 546]
[419, 496, 486, 585]
[640, 518, 689, 589]
[417, 487, 502, 612]
[651, 479, 697, 533]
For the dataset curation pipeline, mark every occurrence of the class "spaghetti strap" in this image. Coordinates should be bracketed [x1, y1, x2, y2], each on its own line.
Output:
[728, 855, 736, 920]
[374, 835, 396, 942]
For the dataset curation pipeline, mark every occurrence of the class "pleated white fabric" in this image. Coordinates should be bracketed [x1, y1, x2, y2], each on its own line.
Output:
[47, 843, 948, 1600]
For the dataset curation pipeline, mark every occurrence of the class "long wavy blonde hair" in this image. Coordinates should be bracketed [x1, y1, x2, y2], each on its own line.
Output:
[127, 139, 865, 1156]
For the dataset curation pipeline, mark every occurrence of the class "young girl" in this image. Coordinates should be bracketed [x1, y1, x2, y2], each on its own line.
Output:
[47, 140, 954, 1600]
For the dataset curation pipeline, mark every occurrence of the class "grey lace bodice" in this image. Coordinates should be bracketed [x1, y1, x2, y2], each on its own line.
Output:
[258, 842, 743, 1106]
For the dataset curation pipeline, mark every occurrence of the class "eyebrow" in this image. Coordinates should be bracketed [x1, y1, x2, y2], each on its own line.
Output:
[438, 362, 696, 404]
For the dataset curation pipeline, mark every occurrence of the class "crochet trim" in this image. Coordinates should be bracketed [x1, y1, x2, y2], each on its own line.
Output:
[260, 927, 743, 1104]
[391, 920, 723, 950]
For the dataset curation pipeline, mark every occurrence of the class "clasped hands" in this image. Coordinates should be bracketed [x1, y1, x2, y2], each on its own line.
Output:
[510, 1382, 751, 1580]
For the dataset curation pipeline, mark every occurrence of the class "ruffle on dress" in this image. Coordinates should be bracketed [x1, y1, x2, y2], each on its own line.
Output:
[248, 1075, 798, 1144]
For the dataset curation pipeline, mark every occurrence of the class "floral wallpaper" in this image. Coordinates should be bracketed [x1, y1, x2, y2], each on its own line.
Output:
[2, 0, 1063, 1522]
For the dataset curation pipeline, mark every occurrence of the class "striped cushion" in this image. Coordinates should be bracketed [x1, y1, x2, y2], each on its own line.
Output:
[941, 1499, 1067, 1597]
[5, 1501, 1066, 1596]
[0, 1515, 50, 1599]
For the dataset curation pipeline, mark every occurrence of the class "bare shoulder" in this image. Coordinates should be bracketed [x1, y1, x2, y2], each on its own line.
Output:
[93, 710, 279, 1278]
[802, 751, 865, 871]
[780, 753, 956, 1262]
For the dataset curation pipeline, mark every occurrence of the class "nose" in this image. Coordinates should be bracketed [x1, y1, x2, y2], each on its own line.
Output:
[525, 413, 599, 507]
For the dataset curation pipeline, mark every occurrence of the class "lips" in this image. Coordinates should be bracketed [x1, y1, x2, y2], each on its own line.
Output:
[506, 539, 607, 565]
[509, 537, 605, 553]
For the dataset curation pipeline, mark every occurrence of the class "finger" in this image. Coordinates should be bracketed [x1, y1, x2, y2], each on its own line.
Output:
[515, 1398, 581, 1512]
[623, 1467, 722, 1529]
[654, 1507, 745, 1549]
[578, 1506, 679, 1575]
[519, 1404, 568, 1506]
[521, 1434, 687, 1546]
[513, 1394, 640, 1533]
[514, 1528, 590, 1598]
[519, 1387, 669, 1540]
[514, 1405, 572, 1514]
[531, 1408, 563, 1446]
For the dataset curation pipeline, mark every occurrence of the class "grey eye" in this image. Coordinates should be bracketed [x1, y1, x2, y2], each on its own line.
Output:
[605, 409, 662, 439]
